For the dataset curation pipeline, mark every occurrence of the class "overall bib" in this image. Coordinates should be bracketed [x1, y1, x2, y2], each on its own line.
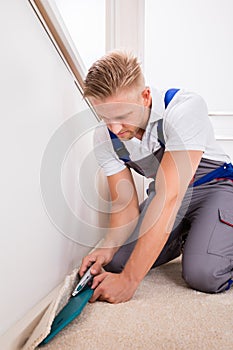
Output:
[105, 90, 233, 293]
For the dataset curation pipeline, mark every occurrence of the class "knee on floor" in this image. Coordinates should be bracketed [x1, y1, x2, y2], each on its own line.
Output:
[104, 255, 124, 273]
[182, 254, 229, 293]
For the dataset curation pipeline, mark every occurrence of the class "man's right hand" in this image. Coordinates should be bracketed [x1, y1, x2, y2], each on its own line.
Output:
[79, 247, 114, 278]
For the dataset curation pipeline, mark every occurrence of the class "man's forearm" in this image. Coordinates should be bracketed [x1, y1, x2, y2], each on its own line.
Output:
[122, 193, 181, 283]
[100, 205, 139, 253]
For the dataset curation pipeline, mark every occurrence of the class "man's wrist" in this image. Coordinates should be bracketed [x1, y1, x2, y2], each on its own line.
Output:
[121, 267, 142, 286]
[100, 238, 120, 254]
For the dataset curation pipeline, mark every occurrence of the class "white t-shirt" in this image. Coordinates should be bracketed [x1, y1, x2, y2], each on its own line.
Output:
[94, 88, 231, 177]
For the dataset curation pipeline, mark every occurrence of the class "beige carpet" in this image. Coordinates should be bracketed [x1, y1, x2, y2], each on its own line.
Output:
[39, 257, 233, 350]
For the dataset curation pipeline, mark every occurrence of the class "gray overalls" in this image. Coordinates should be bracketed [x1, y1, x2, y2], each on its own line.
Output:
[105, 127, 233, 294]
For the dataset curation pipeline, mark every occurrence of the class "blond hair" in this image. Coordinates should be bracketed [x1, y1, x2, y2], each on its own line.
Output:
[83, 51, 145, 99]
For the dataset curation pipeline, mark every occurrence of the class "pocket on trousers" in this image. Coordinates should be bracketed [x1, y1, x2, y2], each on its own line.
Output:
[219, 209, 233, 227]
[207, 209, 233, 258]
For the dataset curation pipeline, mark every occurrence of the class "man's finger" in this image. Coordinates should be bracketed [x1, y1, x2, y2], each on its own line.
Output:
[79, 256, 96, 277]
[90, 256, 106, 275]
[89, 284, 103, 303]
[89, 273, 109, 302]
[91, 272, 108, 289]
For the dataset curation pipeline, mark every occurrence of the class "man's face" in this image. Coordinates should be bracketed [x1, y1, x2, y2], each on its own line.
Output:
[90, 87, 152, 141]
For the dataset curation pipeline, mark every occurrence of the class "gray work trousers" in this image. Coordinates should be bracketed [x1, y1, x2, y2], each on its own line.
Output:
[105, 179, 233, 293]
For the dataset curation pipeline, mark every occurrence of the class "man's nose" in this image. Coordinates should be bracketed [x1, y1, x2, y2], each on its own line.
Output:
[109, 123, 123, 135]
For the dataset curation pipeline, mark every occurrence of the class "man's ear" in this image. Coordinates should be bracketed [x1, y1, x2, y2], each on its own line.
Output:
[141, 87, 152, 108]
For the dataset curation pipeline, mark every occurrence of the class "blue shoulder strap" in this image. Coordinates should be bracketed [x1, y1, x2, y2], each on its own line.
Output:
[164, 88, 180, 108]
[108, 129, 130, 162]
[108, 88, 180, 160]
[157, 88, 180, 148]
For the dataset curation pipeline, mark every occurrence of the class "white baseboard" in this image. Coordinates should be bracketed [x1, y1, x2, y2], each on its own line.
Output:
[0, 283, 62, 350]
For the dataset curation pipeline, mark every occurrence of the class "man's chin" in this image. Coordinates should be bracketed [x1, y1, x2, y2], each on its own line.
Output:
[117, 131, 135, 141]
[118, 134, 134, 141]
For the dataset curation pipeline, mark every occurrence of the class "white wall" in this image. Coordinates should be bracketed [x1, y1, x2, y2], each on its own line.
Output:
[54, 0, 106, 72]
[0, 0, 105, 336]
[145, 0, 233, 112]
[106, 0, 145, 63]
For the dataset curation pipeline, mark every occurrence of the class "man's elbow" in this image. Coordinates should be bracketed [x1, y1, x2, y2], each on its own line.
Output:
[157, 188, 180, 206]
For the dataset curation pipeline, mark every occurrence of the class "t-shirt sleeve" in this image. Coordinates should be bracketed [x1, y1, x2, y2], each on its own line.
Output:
[164, 92, 209, 152]
[93, 123, 126, 176]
